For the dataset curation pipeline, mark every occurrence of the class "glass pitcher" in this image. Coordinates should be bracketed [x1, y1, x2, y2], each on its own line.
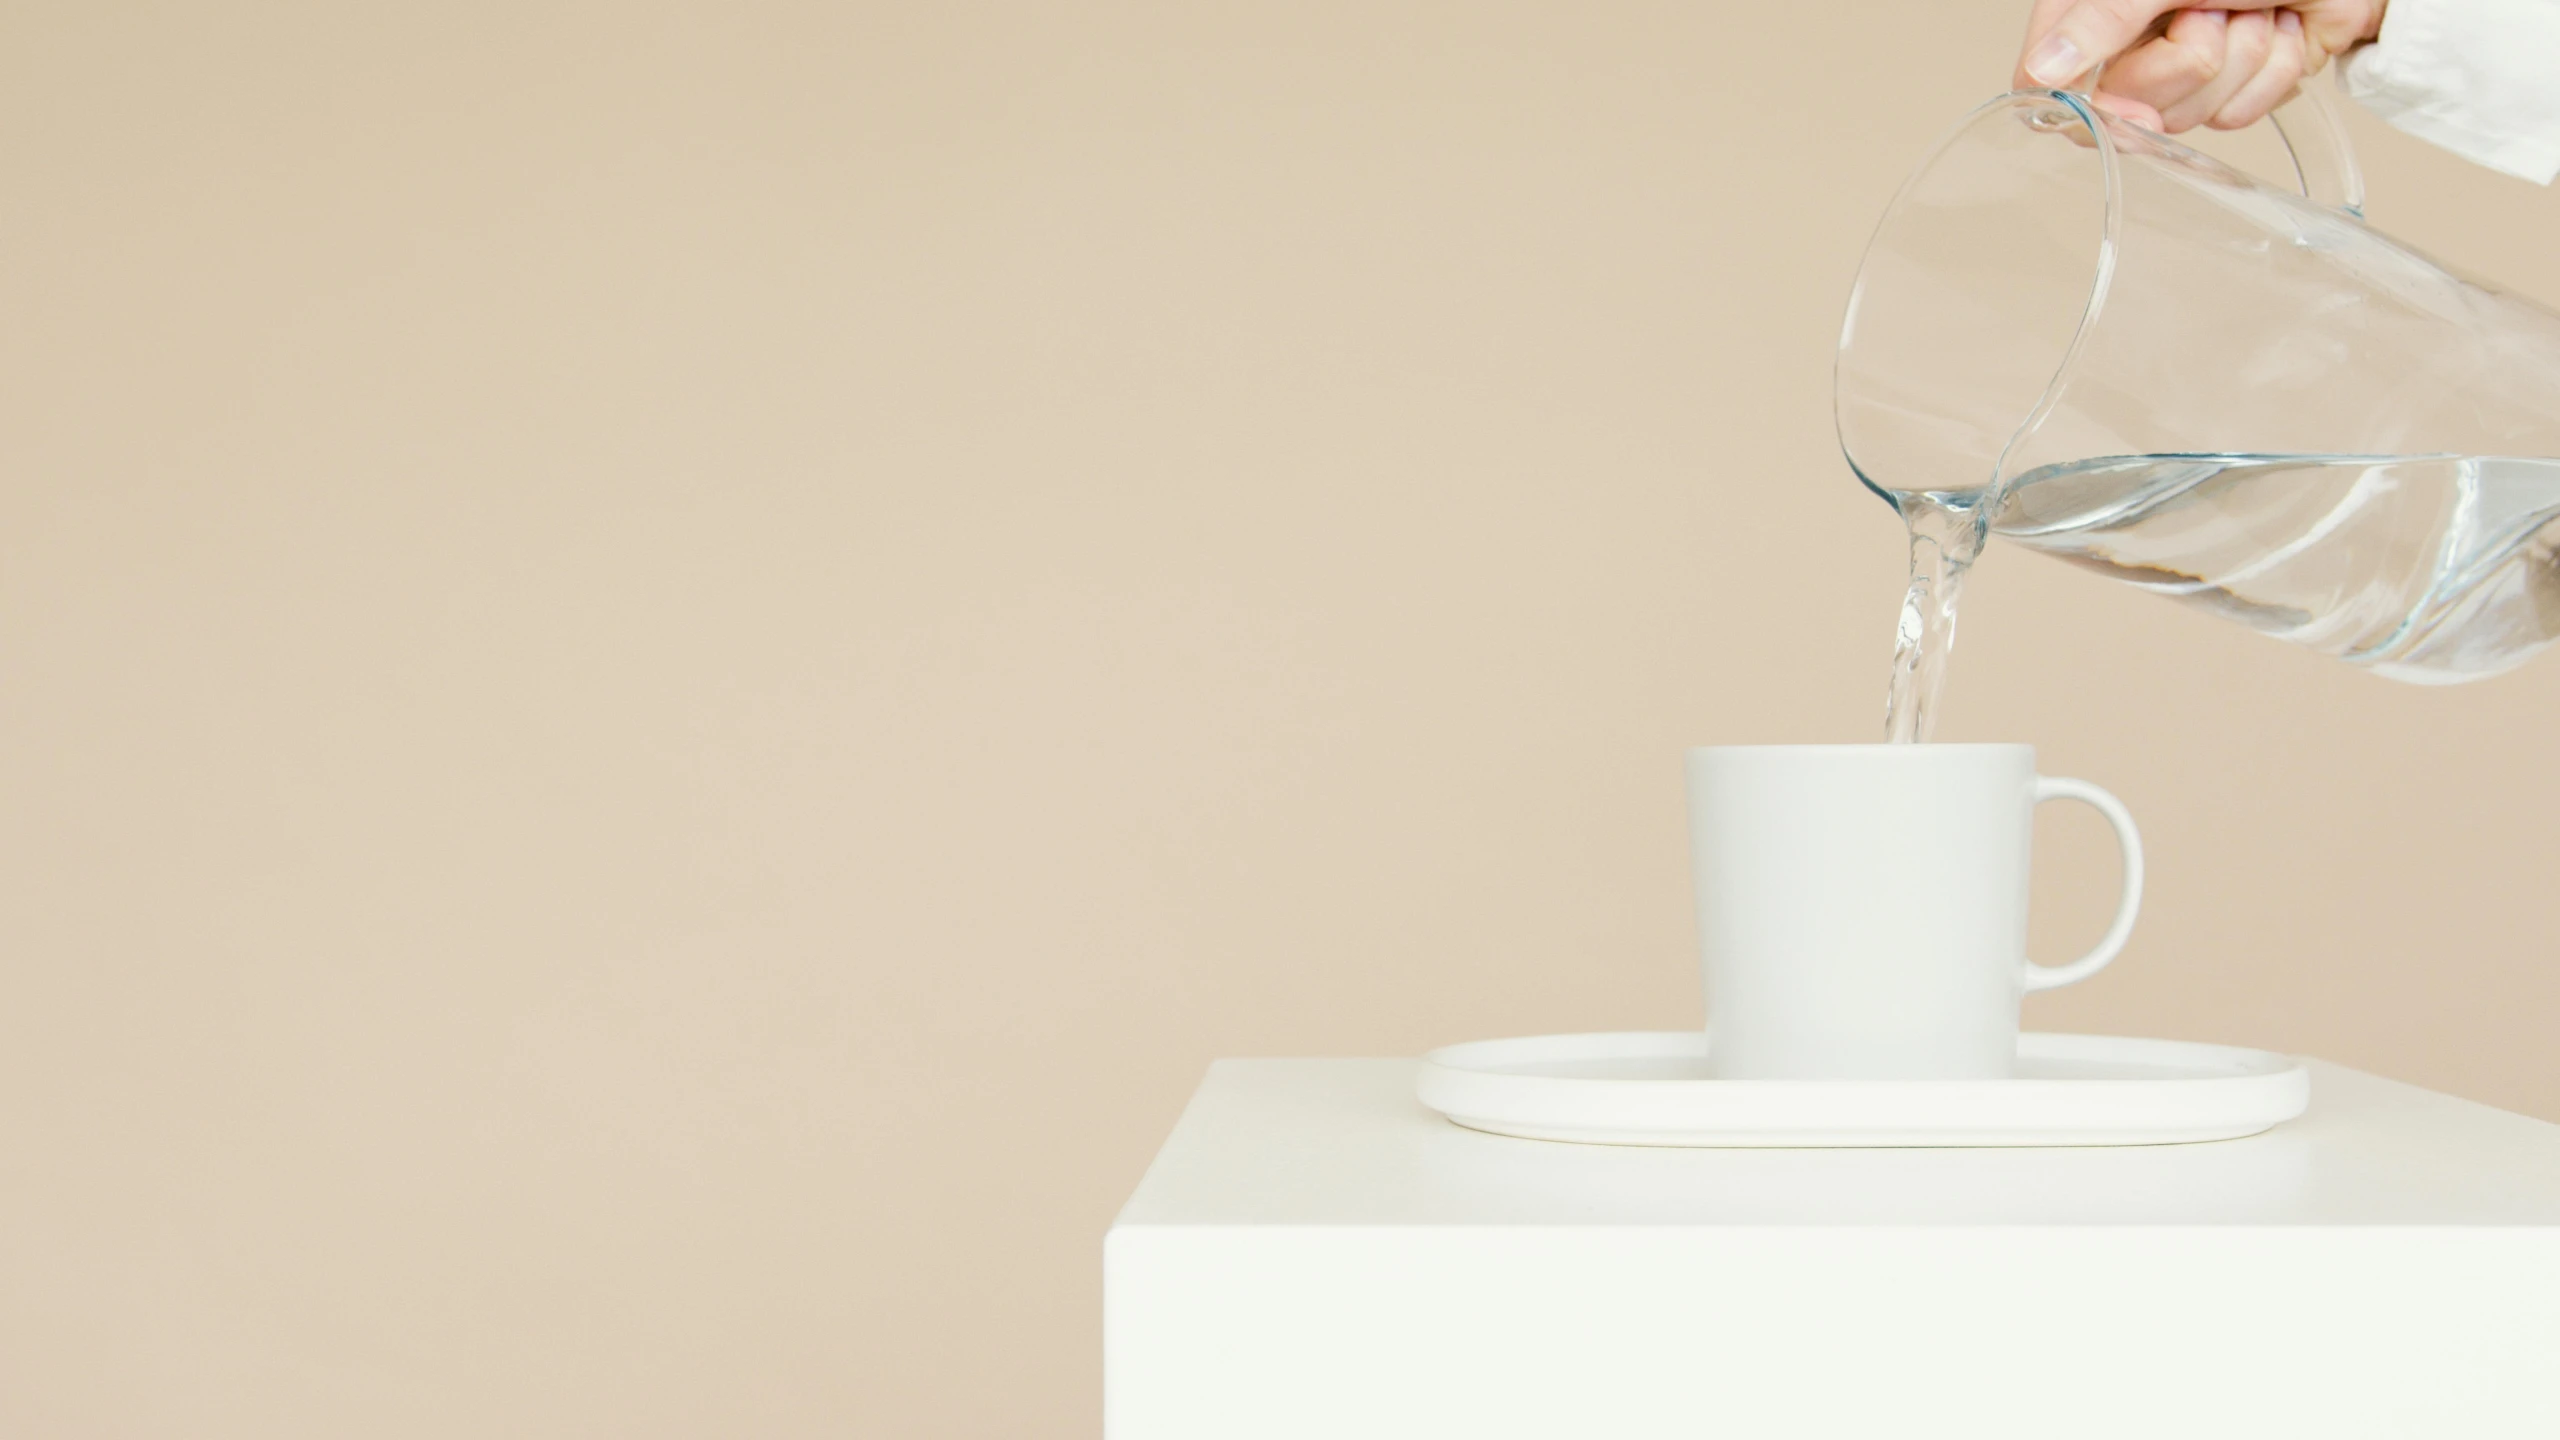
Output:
[1838, 89, 2560, 683]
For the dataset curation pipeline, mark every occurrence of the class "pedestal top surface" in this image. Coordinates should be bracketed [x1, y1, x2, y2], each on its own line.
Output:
[1115, 1055, 2560, 1228]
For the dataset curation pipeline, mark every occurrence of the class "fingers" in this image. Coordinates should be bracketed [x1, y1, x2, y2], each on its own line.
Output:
[2086, 4, 2308, 133]
[2093, 8, 2227, 128]
[2160, 9, 2273, 131]
[2015, 0, 2094, 88]
[2016, 0, 2352, 135]
[2294, 0, 2390, 72]
[2020, 0, 2182, 87]
[2208, 8, 2307, 128]
[2086, 92, 2167, 131]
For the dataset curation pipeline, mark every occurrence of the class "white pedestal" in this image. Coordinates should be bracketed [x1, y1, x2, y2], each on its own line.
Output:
[1106, 1056, 2560, 1438]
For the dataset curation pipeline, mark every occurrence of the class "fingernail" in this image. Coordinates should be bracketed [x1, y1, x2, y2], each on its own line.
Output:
[2024, 33, 2084, 86]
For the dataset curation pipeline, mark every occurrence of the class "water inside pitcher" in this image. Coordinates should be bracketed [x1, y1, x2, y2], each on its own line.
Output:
[1839, 90, 2560, 683]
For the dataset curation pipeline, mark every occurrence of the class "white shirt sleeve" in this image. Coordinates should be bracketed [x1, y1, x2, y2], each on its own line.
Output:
[2340, 0, 2560, 184]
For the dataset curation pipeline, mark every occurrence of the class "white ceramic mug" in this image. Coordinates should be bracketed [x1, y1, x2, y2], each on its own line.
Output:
[1687, 743, 2142, 1080]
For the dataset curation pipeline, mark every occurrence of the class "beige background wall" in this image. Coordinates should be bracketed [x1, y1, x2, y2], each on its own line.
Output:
[4, 1, 2556, 1434]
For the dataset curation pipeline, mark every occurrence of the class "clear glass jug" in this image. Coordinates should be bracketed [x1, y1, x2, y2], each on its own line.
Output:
[1838, 89, 2560, 683]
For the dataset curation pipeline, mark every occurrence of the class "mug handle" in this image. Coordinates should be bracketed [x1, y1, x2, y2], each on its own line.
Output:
[2021, 776, 2145, 993]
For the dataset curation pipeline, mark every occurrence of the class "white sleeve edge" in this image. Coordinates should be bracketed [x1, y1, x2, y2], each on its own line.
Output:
[2338, 0, 2560, 185]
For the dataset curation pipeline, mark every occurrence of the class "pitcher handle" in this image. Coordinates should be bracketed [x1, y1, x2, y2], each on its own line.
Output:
[2077, 60, 2367, 217]
[2266, 83, 2365, 217]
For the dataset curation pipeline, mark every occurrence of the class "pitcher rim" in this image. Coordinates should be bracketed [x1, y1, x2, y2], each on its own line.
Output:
[1833, 88, 2122, 516]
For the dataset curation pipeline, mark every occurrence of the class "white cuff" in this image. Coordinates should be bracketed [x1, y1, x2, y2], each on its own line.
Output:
[2341, 0, 2560, 184]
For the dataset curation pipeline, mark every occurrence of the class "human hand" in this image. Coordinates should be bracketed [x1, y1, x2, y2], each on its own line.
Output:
[2015, 0, 2388, 132]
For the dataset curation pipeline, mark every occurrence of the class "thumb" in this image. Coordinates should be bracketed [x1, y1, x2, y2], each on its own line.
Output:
[2022, 0, 2179, 86]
